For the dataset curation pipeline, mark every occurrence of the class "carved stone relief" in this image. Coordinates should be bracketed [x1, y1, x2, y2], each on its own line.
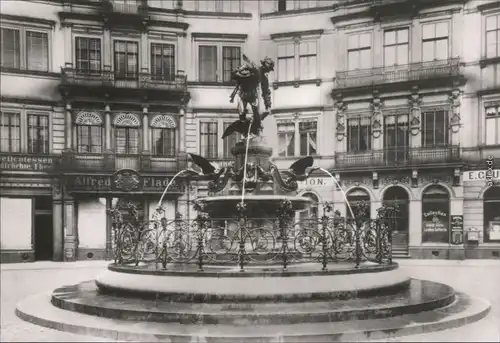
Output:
[335, 95, 347, 141]
[408, 86, 422, 136]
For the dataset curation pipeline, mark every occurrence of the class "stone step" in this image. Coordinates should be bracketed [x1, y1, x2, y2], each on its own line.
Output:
[50, 279, 455, 325]
[16, 291, 491, 342]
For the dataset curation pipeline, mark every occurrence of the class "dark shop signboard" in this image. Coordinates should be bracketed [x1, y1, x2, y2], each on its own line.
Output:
[65, 169, 183, 194]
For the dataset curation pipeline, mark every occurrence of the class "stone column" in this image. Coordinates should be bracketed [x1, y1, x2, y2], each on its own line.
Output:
[52, 183, 64, 261]
[409, 199, 422, 247]
[103, 29, 112, 68]
[65, 102, 73, 150]
[179, 107, 186, 152]
[141, 31, 148, 72]
[63, 24, 72, 67]
[105, 197, 112, 260]
[142, 105, 149, 152]
[409, 87, 422, 149]
[371, 91, 384, 150]
[371, 201, 382, 219]
[294, 114, 300, 156]
[63, 189, 77, 262]
[104, 104, 112, 151]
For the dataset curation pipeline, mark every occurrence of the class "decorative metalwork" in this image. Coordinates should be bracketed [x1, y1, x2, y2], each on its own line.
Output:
[108, 200, 397, 271]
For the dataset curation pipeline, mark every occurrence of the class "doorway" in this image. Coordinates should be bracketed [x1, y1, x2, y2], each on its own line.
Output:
[383, 186, 410, 250]
[34, 196, 53, 261]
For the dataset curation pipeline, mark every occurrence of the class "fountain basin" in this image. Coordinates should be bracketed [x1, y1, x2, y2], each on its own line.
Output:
[197, 195, 312, 217]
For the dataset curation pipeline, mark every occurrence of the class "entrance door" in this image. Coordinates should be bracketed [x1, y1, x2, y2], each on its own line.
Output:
[34, 214, 53, 261]
[383, 186, 409, 251]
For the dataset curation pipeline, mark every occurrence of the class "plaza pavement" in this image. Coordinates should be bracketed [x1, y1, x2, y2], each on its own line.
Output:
[1, 259, 499, 342]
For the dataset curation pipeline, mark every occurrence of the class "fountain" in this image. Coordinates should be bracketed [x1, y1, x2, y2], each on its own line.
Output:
[16, 56, 491, 342]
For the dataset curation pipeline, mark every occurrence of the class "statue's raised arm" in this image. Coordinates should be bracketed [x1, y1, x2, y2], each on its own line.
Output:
[223, 55, 275, 140]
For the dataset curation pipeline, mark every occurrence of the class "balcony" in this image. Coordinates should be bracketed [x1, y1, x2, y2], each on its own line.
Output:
[462, 146, 500, 166]
[60, 66, 188, 101]
[334, 58, 462, 93]
[334, 145, 461, 171]
[58, 151, 188, 174]
[0, 152, 58, 173]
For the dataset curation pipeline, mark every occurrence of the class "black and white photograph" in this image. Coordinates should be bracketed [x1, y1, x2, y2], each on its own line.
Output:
[0, 0, 499, 342]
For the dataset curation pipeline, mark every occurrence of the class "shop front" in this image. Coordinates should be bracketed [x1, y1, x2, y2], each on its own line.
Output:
[462, 169, 500, 259]
[60, 169, 186, 261]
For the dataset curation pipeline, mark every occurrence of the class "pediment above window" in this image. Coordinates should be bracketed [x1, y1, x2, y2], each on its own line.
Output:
[114, 113, 140, 127]
[150, 115, 177, 128]
[75, 111, 103, 126]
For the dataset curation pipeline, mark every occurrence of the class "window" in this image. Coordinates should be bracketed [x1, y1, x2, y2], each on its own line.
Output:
[195, 0, 242, 12]
[422, 185, 450, 244]
[115, 127, 139, 154]
[347, 117, 371, 152]
[0, 112, 21, 152]
[486, 15, 500, 58]
[294, 0, 321, 9]
[278, 122, 295, 157]
[277, 43, 295, 82]
[154, 0, 176, 9]
[223, 122, 239, 158]
[75, 37, 101, 74]
[485, 105, 500, 145]
[385, 114, 409, 163]
[26, 31, 49, 71]
[484, 187, 500, 242]
[422, 110, 448, 146]
[277, 40, 318, 81]
[299, 192, 319, 230]
[151, 43, 175, 81]
[299, 121, 317, 156]
[1, 28, 20, 69]
[77, 125, 103, 153]
[384, 28, 409, 66]
[347, 32, 372, 70]
[114, 40, 138, 80]
[27, 114, 49, 154]
[1, 27, 49, 71]
[200, 122, 218, 158]
[198, 44, 241, 83]
[152, 127, 176, 157]
[277, 0, 287, 11]
[422, 22, 449, 62]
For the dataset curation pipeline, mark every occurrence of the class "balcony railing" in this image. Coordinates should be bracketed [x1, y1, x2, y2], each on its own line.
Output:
[335, 145, 461, 169]
[101, 0, 148, 15]
[61, 66, 187, 92]
[59, 151, 188, 174]
[336, 58, 461, 89]
[0, 152, 57, 172]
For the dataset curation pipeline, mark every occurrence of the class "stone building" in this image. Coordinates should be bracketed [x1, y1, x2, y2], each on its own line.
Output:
[0, 0, 499, 262]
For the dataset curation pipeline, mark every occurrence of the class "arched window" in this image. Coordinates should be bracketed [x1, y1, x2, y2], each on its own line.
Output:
[299, 192, 319, 222]
[75, 111, 103, 153]
[346, 188, 370, 219]
[422, 185, 450, 243]
[150, 115, 176, 157]
[484, 186, 500, 242]
[114, 113, 140, 154]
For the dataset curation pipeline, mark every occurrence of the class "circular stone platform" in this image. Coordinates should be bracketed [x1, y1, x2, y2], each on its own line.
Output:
[15, 262, 491, 342]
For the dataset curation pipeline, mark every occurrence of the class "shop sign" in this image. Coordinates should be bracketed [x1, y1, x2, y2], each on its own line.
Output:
[462, 169, 500, 182]
[298, 177, 334, 189]
[0, 154, 55, 171]
[66, 169, 183, 194]
[422, 210, 448, 232]
[450, 215, 463, 245]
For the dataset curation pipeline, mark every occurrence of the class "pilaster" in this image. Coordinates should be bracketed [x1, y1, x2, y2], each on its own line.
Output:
[371, 90, 383, 150]
[103, 29, 112, 67]
[52, 182, 64, 261]
[409, 199, 422, 246]
[65, 102, 73, 150]
[409, 86, 422, 148]
[449, 87, 462, 145]
[179, 107, 186, 152]
[63, 188, 77, 262]
[142, 104, 149, 152]
[105, 104, 112, 151]
[334, 95, 346, 152]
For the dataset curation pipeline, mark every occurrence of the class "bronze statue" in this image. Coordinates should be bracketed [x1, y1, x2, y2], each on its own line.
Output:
[222, 55, 275, 139]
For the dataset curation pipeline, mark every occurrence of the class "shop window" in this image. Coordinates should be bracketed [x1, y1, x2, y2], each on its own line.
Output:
[484, 186, 500, 242]
[422, 185, 450, 243]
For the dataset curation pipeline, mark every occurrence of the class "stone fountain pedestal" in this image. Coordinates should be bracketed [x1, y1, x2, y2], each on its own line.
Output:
[15, 261, 491, 342]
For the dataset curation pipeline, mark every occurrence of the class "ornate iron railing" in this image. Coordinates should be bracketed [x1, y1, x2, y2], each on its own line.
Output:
[109, 200, 398, 271]
[335, 58, 461, 89]
[335, 145, 461, 169]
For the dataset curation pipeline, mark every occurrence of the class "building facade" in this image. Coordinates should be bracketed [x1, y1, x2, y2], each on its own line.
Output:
[1, 0, 499, 263]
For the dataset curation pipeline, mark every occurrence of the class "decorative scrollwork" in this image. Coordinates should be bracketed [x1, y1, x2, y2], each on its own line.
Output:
[110, 201, 396, 271]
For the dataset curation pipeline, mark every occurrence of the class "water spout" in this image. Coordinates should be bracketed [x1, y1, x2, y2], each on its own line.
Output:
[240, 119, 254, 205]
[317, 167, 357, 221]
[158, 169, 193, 209]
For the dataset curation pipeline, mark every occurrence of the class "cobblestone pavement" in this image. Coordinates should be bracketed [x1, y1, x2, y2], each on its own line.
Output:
[1, 259, 499, 342]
